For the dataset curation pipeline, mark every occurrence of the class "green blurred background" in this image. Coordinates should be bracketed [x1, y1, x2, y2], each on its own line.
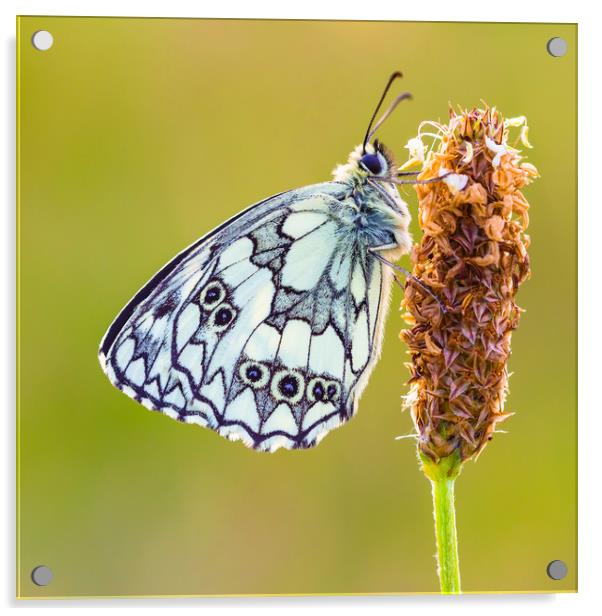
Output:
[17, 17, 576, 597]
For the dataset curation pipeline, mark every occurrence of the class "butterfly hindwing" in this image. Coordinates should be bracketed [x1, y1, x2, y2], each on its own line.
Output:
[99, 181, 391, 451]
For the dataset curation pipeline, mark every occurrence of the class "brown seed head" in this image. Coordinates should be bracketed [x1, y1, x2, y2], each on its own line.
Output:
[400, 107, 538, 463]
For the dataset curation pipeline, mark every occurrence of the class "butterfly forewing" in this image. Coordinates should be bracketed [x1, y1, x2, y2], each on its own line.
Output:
[100, 181, 392, 452]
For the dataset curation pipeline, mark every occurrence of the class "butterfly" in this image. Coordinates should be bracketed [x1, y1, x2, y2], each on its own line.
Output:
[99, 71, 440, 452]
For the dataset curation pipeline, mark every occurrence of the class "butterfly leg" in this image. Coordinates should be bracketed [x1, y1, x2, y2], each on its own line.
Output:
[369, 249, 448, 314]
[369, 173, 452, 186]
[393, 173, 452, 186]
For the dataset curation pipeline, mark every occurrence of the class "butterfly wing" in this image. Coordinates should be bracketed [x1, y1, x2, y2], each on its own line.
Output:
[99, 181, 394, 451]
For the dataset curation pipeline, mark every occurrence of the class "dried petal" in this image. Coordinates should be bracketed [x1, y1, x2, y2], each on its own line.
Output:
[439, 168, 469, 193]
[405, 136, 426, 161]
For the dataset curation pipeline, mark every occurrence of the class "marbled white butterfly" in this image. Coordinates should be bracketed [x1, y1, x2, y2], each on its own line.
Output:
[99, 72, 441, 452]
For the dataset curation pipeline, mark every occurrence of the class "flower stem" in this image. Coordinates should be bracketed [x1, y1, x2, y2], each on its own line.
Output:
[421, 452, 462, 594]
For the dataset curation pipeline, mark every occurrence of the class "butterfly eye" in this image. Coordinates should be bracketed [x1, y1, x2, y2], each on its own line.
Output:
[239, 360, 269, 389]
[359, 153, 384, 175]
[199, 280, 226, 309]
[208, 302, 237, 331]
[271, 370, 304, 404]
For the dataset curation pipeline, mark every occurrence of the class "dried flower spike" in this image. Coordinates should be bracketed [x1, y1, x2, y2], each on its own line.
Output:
[400, 106, 538, 594]
[401, 106, 537, 465]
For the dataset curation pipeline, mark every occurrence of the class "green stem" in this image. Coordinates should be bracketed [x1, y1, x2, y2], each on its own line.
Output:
[421, 452, 462, 594]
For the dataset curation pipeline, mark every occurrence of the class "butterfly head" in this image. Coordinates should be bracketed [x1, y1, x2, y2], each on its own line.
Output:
[332, 140, 395, 182]
[333, 72, 412, 184]
[358, 140, 393, 178]
[359, 152, 387, 176]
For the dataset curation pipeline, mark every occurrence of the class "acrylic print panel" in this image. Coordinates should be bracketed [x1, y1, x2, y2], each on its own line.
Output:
[17, 16, 577, 598]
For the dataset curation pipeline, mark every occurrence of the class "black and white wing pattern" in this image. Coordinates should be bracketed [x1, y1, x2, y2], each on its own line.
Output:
[99, 181, 394, 452]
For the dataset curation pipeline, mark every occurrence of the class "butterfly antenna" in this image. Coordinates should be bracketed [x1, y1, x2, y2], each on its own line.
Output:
[362, 71, 404, 154]
[366, 91, 412, 145]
